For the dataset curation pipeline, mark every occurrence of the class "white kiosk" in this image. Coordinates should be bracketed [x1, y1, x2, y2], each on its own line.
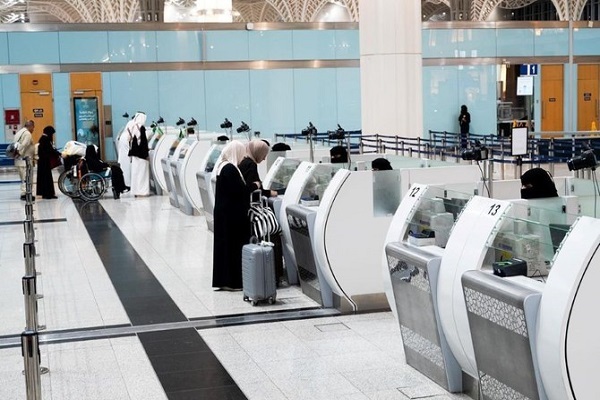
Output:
[196, 142, 227, 231]
[161, 138, 186, 208]
[169, 137, 206, 215]
[149, 127, 179, 195]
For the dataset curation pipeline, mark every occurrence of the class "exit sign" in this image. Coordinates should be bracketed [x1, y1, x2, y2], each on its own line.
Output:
[520, 64, 538, 76]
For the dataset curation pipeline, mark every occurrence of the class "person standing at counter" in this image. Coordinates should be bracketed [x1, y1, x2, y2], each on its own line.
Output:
[239, 139, 277, 198]
[128, 113, 150, 197]
[212, 141, 261, 291]
[458, 104, 470, 149]
[36, 126, 61, 199]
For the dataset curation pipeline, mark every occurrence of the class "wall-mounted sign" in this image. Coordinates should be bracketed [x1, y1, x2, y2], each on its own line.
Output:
[73, 97, 100, 149]
[584, 93, 592, 101]
[517, 76, 534, 96]
[33, 108, 43, 117]
[549, 98, 557, 102]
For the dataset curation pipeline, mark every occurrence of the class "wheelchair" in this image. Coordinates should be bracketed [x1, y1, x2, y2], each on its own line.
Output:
[58, 156, 118, 201]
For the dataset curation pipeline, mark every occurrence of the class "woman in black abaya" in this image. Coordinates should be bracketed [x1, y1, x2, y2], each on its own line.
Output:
[36, 126, 60, 199]
[212, 140, 261, 291]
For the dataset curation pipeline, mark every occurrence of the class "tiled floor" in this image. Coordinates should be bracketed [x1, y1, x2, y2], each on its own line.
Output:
[0, 168, 472, 400]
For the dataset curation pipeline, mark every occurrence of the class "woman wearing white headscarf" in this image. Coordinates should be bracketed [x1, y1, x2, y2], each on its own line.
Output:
[127, 112, 150, 197]
[212, 140, 261, 290]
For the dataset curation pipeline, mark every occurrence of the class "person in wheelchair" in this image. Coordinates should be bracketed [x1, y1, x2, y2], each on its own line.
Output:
[83, 145, 129, 199]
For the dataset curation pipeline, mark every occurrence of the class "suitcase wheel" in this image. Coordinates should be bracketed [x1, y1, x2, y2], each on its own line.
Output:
[243, 295, 249, 302]
[251, 300, 258, 306]
[268, 297, 276, 305]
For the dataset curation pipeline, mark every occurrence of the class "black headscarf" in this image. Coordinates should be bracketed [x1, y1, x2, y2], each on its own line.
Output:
[43, 125, 55, 137]
[520, 168, 558, 199]
[85, 145, 108, 172]
[372, 158, 393, 171]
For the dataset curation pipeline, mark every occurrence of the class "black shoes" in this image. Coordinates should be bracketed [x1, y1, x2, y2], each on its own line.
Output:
[20, 195, 35, 201]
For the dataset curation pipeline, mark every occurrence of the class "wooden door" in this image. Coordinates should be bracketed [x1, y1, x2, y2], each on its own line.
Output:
[20, 74, 54, 144]
[541, 65, 564, 135]
[577, 65, 599, 131]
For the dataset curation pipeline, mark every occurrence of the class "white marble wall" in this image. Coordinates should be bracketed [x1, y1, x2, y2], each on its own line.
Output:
[359, 0, 423, 138]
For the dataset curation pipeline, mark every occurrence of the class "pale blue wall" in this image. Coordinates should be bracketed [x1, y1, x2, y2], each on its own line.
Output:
[0, 29, 361, 154]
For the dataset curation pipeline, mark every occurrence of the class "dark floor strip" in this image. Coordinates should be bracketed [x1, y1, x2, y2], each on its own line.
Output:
[0, 217, 67, 226]
[74, 200, 246, 400]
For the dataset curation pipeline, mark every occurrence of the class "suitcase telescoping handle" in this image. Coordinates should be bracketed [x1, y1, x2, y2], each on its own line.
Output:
[249, 189, 273, 245]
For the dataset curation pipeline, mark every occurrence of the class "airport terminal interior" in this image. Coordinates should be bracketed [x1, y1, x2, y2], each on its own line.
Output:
[3, 0, 600, 400]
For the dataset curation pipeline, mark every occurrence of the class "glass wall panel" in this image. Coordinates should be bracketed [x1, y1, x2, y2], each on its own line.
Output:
[108, 31, 157, 63]
[458, 65, 497, 135]
[204, 70, 251, 135]
[248, 31, 293, 60]
[336, 68, 361, 130]
[59, 32, 109, 63]
[422, 29, 456, 58]
[534, 28, 568, 56]
[156, 31, 202, 62]
[423, 66, 459, 135]
[8, 32, 59, 64]
[0, 33, 8, 65]
[573, 28, 600, 56]
[204, 31, 249, 61]
[157, 70, 207, 131]
[106, 72, 160, 125]
[497, 29, 534, 57]
[1, 74, 19, 108]
[52, 73, 72, 147]
[457, 29, 497, 58]
[293, 68, 337, 133]
[249, 69, 295, 137]
[293, 31, 336, 60]
[334, 30, 359, 59]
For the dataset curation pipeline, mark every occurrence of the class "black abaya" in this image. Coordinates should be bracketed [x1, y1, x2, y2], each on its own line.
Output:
[212, 163, 257, 289]
[36, 135, 59, 198]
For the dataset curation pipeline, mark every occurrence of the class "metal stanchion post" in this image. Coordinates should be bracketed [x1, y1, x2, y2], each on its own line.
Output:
[23, 243, 37, 277]
[21, 331, 42, 400]
[22, 276, 45, 331]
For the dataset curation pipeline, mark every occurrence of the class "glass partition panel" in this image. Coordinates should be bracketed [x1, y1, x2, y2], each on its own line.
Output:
[373, 170, 401, 217]
[406, 187, 473, 248]
[486, 198, 579, 277]
[300, 164, 341, 205]
[267, 158, 302, 194]
[568, 178, 599, 218]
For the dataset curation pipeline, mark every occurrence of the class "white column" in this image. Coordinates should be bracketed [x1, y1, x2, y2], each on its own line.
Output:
[359, 0, 423, 138]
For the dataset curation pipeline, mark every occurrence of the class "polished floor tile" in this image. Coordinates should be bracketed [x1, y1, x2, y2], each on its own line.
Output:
[0, 169, 475, 400]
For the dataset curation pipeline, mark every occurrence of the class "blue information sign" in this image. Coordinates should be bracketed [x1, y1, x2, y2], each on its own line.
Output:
[519, 64, 538, 76]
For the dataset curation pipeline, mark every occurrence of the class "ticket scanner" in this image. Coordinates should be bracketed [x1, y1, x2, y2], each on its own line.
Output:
[434, 195, 579, 393]
[282, 162, 341, 304]
[161, 138, 186, 208]
[383, 185, 474, 392]
[196, 143, 227, 231]
[169, 137, 212, 215]
[148, 126, 179, 195]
